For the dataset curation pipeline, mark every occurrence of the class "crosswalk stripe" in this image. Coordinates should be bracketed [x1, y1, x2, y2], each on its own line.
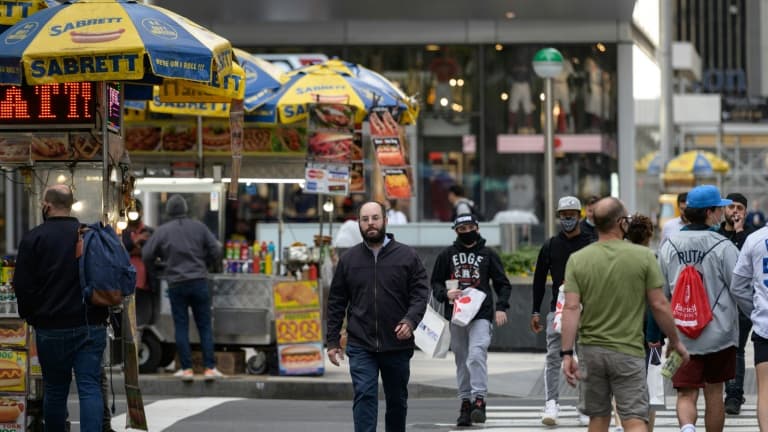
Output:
[439, 404, 761, 431]
[110, 397, 243, 431]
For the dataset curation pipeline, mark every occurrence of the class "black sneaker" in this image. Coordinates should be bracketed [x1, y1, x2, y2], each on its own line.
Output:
[724, 397, 744, 415]
[470, 397, 486, 424]
[457, 399, 472, 427]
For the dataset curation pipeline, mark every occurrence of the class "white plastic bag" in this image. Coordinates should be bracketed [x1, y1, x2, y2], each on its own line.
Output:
[553, 284, 565, 333]
[414, 303, 451, 358]
[647, 346, 666, 409]
[451, 288, 487, 327]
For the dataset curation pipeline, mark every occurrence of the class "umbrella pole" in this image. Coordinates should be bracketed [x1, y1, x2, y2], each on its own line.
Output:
[101, 82, 109, 224]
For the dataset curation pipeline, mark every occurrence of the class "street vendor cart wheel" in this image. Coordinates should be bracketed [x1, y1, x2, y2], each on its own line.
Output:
[246, 350, 268, 375]
[138, 331, 163, 373]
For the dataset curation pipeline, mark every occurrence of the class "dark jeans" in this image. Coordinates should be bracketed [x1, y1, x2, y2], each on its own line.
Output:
[346, 345, 413, 432]
[726, 311, 753, 400]
[168, 279, 215, 370]
[36, 325, 106, 432]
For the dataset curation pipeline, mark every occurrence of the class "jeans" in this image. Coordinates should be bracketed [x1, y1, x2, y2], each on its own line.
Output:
[726, 311, 753, 401]
[450, 319, 492, 400]
[36, 325, 106, 432]
[168, 278, 215, 369]
[346, 344, 413, 432]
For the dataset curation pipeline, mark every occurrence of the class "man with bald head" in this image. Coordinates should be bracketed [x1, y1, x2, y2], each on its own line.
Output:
[561, 197, 688, 432]
[326, 201, 429, 432]
[14, 184, 109, 432]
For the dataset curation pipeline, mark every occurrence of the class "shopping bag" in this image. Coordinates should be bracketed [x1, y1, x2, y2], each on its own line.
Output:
[414, 303, 451, 358]
[451, 288, 487, 327]
[647, 346, 666, 409]
[552, 284, 565, 334]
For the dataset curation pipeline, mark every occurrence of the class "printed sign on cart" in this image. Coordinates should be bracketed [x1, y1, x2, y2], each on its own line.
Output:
[0, 350, 26, 394]
[276, 311, 322, 344]
[277, 342, 324, 376]
[273, 281, 320, 311]
[0, 320, 26, 349]
[303, 162, 350, 196]
[0, 394, 26, 431]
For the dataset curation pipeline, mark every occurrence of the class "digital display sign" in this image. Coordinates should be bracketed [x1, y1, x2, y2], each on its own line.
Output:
[107, 81, 122, 134]
[0, 82, 96, 129]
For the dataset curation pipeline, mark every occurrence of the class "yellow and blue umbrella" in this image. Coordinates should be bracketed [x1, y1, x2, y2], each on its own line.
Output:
[236, 48, 286, 112]
[0, 0, 60, 31]
[290, 58, 419, 123]
[250, 65, 410, 125]
[635, 151, 664, 175]
[0, 0, 233, 85]
[665, 150, 730, 176]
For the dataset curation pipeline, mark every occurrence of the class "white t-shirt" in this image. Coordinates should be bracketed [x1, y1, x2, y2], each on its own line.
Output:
[660, 217, 685, 245]
[732, 226, 768, 338]
[387, 209, 408, 225]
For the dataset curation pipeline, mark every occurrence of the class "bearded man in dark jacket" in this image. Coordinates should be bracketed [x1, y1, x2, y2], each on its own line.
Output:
[326, 201, 429, 432]
[431, 214, 512, 426]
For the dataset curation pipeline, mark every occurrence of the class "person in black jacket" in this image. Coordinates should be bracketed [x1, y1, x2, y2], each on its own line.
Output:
[326, 201, 429, 432]
[13, 184, 108, 432]
[530, 195, 594, 426]
[431, 214, 511, 426]
[718, 192, 756, 415]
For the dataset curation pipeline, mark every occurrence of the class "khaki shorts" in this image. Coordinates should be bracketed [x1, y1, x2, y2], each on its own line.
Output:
[579, 345, 649, 421]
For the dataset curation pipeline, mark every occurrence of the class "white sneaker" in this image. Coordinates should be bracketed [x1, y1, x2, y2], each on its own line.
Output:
[578, 413, 590, 426]
[204, 368, 225, 381]
[173, 368, 193, 382]
[541, 399, 559, 426]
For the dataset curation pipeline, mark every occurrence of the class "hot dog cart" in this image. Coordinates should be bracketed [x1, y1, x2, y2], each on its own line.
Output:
[134, 180, 305, 375]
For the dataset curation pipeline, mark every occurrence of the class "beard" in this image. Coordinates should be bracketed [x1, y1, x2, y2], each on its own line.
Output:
[360, 224, 386, 245]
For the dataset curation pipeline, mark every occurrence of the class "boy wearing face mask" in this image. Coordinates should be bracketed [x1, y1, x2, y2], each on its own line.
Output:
[531, 196, 594, 426]
[431, 214, 513, 427]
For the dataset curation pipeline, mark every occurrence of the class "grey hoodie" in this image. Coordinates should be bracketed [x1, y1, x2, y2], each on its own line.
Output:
[658, 229, 740, 355]
[142, 195, 222, 284]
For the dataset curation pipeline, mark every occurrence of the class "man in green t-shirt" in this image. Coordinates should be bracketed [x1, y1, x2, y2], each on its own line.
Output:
[561, 197, 689, 431]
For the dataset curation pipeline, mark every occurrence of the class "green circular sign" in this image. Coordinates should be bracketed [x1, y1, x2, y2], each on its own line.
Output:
[532, 48, 564, 78]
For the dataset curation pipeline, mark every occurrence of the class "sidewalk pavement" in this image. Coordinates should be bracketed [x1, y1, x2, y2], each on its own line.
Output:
[108, 350, 758, 400]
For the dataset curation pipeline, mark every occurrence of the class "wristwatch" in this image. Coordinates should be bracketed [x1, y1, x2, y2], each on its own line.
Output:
[559, 349, 574, 358]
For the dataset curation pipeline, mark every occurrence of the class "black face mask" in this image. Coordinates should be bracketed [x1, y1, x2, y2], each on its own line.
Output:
[41, 204, 50, 221]
[458, 230, 480, 245]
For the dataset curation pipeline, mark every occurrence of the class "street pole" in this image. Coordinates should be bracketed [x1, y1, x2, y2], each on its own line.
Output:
[543, 77, 555, 239]
[533, 48, 564, 240]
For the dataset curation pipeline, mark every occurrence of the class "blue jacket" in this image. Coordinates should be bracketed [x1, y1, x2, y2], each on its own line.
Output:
[326, 234, 429, 352]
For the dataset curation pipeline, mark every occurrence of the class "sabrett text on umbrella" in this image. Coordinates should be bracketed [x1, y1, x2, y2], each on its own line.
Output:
[29, 54, 140, 78]
[49, 17, 124, 36]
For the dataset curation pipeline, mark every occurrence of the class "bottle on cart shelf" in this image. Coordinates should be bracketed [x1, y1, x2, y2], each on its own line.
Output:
[264, 253, 273, 276]
[253, 240, 261, 260]
[267, 241, 276, 257]
[225, 241, 233, 259]
[301, 264, 310, 280]
[308, 263, 318, 280]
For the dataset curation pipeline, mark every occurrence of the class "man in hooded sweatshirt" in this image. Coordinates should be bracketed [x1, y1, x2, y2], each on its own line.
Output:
[142, 194, 223, 381]
[431, 214, 512, 427]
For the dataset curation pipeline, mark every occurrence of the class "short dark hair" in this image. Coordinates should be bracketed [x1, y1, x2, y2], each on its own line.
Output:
[357, 201, 386, 219]
[593, 197, 625, 233]
[683, 206, 714, 225]
[448, 185, 465, 197]
[627, 213, 654, 245]
[44, 185, 74, 210]
[677, 192, 688, 205]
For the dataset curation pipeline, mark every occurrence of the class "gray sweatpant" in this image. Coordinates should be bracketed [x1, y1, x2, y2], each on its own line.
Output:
[544, 311, 581, 402]
[450, 319, 492, 400]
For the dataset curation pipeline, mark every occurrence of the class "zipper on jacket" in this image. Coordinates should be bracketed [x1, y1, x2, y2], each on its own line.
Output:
[374, 253, 379, 352]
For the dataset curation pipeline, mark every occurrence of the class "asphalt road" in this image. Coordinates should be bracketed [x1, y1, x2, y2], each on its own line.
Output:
[58, 395, 761, 431]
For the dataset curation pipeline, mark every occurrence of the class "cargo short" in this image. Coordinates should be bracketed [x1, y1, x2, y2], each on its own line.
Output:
[578, 344, 649, 422]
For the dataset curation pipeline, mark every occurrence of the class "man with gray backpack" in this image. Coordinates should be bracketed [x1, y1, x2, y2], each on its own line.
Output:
[658, 185, 742, 432]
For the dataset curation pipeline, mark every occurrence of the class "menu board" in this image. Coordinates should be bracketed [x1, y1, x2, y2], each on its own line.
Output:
[0, 394, 25, 431]
[383, 167, 413, 200]
[304, 162, 350, 196]
[123, 120, 306, 156]
[273, 281, 323, 376]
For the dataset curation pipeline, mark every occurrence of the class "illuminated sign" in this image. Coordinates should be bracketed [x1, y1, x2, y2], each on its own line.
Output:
[107, 81, 121, 134]
[0, 82, 96, 129]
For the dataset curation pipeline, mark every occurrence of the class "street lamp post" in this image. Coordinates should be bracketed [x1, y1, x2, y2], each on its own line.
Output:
[533, 48, 564, 239]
